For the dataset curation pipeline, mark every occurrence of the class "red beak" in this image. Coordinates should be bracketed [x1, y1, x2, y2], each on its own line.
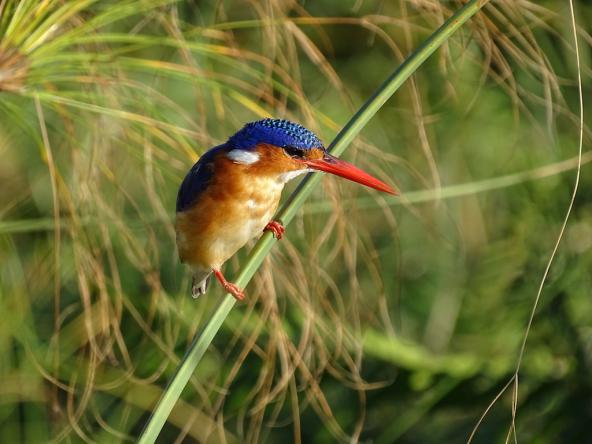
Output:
[304, 153, 397, 195]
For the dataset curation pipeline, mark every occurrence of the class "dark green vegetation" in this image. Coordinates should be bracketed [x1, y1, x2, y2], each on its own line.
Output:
[1, 1, 590, 442]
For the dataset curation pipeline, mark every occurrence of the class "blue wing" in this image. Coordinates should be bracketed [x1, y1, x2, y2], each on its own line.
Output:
[176, 144, 226, 213]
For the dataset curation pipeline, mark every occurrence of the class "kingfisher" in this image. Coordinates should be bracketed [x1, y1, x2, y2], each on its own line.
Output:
[175, 118, 396, 301]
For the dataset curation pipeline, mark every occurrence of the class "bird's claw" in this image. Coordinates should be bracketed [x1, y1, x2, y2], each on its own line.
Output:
[213, 269, 245, 301]
[264, 220, 285, 240]
[222, 282, 245, 301]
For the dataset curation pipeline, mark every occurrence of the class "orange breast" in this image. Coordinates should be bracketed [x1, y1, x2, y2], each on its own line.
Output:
[175, 155, 285, 269]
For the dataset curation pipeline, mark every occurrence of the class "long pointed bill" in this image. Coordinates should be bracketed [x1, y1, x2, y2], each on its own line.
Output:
[304, 153, 397, 195]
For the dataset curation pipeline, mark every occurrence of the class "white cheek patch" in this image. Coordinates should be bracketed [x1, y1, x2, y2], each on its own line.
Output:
[227, 149, 260, 165]
[278, 169, 309, 183]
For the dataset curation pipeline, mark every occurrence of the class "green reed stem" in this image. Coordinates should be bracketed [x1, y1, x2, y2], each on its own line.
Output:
[138, 1, 489, 442]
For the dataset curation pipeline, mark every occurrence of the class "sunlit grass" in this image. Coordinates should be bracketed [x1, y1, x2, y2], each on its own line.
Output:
[0, 0, 590, 442]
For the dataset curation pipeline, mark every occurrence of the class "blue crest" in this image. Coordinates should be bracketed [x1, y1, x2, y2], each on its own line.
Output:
[227, 119, 323, 150]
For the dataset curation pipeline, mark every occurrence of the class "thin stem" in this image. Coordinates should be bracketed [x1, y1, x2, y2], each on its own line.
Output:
[138, 1, 490, 442]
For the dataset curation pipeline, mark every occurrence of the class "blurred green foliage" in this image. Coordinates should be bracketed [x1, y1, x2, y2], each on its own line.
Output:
[0, 0, 591, 443]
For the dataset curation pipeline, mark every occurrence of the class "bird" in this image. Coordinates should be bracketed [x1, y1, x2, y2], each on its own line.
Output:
[175, 118, 396, 301]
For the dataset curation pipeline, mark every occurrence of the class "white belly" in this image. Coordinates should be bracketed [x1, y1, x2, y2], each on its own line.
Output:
[176, 173, 290, 270]
[208, 177, 283, 267]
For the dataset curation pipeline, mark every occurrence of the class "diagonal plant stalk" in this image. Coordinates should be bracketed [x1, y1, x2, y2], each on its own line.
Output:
[138, 0, 489, 442]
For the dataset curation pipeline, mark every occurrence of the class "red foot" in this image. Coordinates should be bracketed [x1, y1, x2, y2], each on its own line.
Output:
[264, 220, 285, 240]
[213, 269, 245, 301]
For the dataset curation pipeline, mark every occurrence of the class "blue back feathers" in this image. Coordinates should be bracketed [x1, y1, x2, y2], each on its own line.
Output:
[177, 119, 322, 213]
[176, 145, 223, 213]
[227, 119, 323, 150]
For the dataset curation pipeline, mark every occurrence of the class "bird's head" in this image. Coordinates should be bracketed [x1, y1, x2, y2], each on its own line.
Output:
[225, 118, 396, 194]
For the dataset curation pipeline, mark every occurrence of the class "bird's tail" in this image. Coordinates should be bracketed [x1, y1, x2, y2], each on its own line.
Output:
[191, 270, 212, 299]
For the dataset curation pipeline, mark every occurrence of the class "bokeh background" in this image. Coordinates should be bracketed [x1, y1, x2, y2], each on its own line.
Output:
[1, 0, 591, 442]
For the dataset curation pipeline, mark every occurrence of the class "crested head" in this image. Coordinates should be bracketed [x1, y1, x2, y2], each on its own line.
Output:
[227, 118, 324, 151]
[217, 118, 396, 194]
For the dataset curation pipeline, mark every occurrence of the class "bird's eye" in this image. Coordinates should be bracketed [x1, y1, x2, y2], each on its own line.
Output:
[284, 146, 305, 158]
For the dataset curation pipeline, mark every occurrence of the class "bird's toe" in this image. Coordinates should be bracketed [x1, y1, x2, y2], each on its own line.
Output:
[264, 220, 285, 240]
[225, 283, 245, 301]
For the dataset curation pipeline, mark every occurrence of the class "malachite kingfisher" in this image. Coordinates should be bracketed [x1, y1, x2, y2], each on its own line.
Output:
[175, 118, 396, 301]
